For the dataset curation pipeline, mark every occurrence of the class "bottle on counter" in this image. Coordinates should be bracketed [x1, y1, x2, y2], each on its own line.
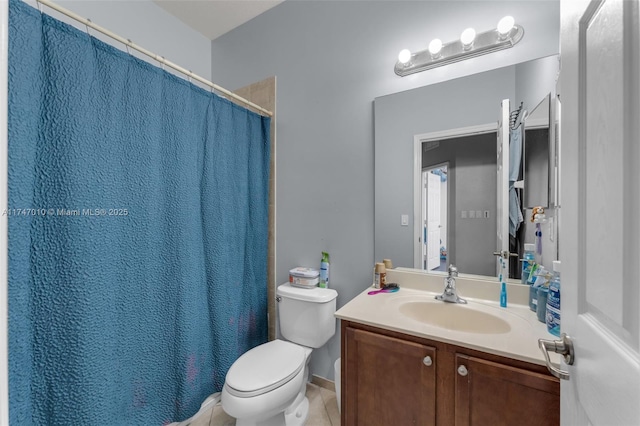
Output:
[319, 251, 330, 288]
[529, 266, 549, 312]
[374, 262, 386, 288]
[536, 284, 549, 323]
[546, 261, 561, 336]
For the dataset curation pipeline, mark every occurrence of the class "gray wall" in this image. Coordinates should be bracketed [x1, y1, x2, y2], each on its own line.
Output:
[25, 0, 212, 78]
[211, 1, 560, 381]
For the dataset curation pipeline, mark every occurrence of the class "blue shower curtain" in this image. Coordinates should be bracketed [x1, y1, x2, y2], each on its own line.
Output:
[8, 1, 270, 424]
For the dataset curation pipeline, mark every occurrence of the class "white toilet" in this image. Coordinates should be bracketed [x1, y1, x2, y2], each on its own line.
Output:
[221, 283, 338, 426]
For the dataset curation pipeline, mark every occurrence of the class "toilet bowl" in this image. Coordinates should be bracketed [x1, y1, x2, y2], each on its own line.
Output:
[221, 283, 338, 426]
[221, 340, 311, 426]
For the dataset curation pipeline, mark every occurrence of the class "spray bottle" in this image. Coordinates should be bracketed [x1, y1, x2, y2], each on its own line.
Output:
[319, 252, 330, 288]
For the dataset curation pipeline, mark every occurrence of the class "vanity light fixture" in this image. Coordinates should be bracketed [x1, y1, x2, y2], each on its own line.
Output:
[398, 48, 412, 65]
[428, 38, 443, 58]
[394, 16, 524, 77]
[460, 28, 476, 50]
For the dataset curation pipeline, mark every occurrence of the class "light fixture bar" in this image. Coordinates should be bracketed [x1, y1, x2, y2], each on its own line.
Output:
[394, 25, 524, 77]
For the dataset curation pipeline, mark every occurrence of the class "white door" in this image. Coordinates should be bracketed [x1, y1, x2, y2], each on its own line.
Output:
[559, 0, 640, 424]
[496, 99, 510, 277]
[426, 171, 441, 271]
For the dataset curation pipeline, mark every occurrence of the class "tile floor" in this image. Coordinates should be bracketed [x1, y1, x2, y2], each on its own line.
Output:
[189, 383, 340, 426]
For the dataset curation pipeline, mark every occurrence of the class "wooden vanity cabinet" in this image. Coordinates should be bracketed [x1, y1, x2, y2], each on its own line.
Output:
[455, 354, 560, 426]
[341, 321, 560, 426]
[343, 326, 437, 425]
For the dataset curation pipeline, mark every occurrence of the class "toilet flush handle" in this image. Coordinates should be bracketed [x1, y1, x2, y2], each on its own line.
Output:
[276, 296, 282, 303]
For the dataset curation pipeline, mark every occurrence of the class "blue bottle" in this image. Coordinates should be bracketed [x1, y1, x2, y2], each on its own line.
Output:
[546, 261, 561, 336]
[529, 266, 547, 312]
[522, 243, 536, 284]
[536, 285, 548, 323]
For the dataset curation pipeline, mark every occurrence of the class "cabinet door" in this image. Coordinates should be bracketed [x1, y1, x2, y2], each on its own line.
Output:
[344, 327, 436, 426]
[455, 354, 559, 426]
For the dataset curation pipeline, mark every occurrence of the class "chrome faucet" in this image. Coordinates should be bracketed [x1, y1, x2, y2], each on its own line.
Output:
[435, 265, 467, 304]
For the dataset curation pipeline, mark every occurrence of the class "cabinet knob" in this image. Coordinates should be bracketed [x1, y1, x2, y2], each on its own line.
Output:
[422, 356, 433, 367]
[457, 365, 468, 376]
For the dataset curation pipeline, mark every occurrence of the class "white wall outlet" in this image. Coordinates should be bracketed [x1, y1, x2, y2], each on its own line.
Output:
[461, 210, 467, 219]
[401, 214, 409, 226]
[469, 210, 476, 218]
[484, 210, 490, 218]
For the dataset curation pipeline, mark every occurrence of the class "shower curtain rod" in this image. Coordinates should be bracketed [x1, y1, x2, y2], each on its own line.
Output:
[35, 0, 273, 118]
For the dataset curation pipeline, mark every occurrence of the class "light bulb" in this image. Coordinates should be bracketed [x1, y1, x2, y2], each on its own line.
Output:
[398, 49, 412, 64]
[460, 28, 476, 48]
[497, 16, 515, 37]
[428, 39, 443, 57]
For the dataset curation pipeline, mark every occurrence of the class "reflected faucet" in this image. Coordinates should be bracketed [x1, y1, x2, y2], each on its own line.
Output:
[435, 265, 467, 304]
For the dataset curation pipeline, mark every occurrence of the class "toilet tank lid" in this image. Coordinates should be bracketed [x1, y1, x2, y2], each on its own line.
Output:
[277, 283, 338, 303]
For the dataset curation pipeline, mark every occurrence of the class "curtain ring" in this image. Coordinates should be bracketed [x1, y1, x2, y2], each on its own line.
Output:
[160, 56, 165, 71]
[85, 18, 91, 36]
[188, 71, 192, 83]
[125, 39, 132, 55]
[36, 0, 42, 12]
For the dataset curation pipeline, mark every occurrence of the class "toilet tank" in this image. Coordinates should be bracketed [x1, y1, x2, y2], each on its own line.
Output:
[276, 283, 338, 348]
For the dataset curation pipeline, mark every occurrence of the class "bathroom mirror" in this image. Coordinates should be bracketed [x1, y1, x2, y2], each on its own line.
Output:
[374, 55, 560, 281]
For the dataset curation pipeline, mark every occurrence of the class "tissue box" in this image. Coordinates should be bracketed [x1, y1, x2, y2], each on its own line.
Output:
[289, 267, 319, 288]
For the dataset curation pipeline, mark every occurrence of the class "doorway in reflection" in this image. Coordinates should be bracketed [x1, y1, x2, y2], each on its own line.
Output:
[422, 164, 448, 272]
[419, 131, 497, 277]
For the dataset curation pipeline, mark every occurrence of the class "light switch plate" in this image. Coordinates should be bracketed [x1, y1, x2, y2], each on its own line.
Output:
[469, 210, 476, 218]
[461, 210, 467, 218]
[401, 214, 409, 226]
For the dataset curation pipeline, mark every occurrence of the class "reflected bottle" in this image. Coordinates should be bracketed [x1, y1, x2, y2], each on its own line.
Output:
[522, 243, 536, 284]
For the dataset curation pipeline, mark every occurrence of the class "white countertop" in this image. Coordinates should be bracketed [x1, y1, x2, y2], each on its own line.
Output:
[335, 269, 561, 368]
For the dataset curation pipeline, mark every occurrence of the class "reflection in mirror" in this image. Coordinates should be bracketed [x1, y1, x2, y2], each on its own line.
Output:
[374, 55, 560, 282]
[523, 94, 551, 208]
[418, 130, 497, 277]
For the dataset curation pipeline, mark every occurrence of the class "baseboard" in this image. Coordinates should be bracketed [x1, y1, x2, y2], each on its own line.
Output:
[311, 374, 335, 392]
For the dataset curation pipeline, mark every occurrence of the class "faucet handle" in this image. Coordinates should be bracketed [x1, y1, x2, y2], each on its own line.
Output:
[448, 264, 458, 277]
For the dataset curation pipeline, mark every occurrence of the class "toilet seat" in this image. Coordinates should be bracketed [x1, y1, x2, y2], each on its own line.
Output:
[225, 340, 306, 398]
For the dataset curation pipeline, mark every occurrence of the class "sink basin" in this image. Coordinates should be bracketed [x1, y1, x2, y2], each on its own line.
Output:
[398, 301, 511, 334]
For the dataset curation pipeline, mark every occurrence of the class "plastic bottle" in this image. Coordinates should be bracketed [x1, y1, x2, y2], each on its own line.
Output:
[319, 252, 330, 288]
[529, 266, 547, 312]
[374, 262, 386, 288]
[536, 284, 549, 323]
[546, 261, 561, 336]
[521, 243, 536, 284]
